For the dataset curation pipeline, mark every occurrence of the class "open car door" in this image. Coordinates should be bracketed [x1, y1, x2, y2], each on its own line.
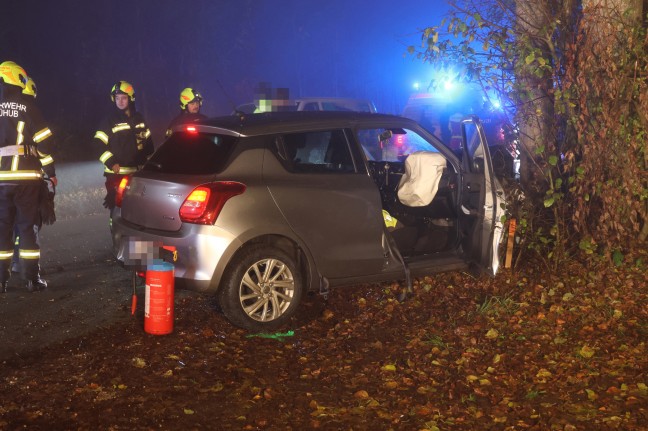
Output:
[457, 116, 505, 275]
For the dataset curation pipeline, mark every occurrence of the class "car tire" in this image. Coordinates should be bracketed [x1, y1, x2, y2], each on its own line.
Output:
[218, 245, 303, 331]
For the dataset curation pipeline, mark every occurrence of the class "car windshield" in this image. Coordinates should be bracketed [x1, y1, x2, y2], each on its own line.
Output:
[356, 127, 440, 162]
[142, 131, 237, 175]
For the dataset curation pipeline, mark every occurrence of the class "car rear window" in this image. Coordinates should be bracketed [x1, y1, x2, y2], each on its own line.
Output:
[142, 131, 237, 175]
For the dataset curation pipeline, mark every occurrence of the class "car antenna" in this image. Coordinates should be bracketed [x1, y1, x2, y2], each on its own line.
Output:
[216, 79, 246, 122]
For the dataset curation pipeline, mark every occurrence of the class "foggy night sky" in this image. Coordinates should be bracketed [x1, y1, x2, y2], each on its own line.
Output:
[1, 0, 447, 160]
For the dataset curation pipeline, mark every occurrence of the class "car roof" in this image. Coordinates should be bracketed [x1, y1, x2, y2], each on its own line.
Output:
[183, 111, 420, 137]
[294, 97, 373, 103]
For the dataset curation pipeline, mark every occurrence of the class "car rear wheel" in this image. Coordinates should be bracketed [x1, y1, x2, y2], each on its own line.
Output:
[218, 245, 303, 331]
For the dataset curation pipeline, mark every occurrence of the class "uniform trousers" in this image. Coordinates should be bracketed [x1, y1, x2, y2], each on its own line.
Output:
[0, 183, 41, 282]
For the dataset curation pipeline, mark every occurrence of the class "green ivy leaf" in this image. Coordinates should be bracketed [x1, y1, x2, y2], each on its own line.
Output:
[548, 155, 558, 166]
[612, 250, 624, 267]
[544, 197, 555, 207]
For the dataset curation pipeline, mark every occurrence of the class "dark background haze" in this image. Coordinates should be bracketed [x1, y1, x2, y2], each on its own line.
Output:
[1, 0, 446, 161]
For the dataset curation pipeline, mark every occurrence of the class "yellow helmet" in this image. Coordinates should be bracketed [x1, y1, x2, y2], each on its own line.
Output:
[23, 77, 37, 98]
[111, 80, 135, 102]
[179, 88, 202, 110]
[0, 61, 28, 89]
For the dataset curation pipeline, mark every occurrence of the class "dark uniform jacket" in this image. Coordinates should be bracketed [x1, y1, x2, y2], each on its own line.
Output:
[165, 112, 207, 137]
[94, 107, 154, 175]
[0, 84, 56, 183]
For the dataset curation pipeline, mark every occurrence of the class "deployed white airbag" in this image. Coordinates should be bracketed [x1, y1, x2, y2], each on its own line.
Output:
[397, 151, 446, 207]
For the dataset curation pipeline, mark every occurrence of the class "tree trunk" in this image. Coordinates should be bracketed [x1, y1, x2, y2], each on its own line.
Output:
[514, 1, 554, 190]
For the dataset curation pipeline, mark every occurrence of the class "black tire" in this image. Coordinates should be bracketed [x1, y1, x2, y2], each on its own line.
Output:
[218, 245, 303, 331]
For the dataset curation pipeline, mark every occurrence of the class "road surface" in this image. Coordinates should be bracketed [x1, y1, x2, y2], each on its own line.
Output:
[0, 162, 136, 361]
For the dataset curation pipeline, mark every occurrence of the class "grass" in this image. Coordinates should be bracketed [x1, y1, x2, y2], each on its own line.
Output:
[476, 291, 520, 316]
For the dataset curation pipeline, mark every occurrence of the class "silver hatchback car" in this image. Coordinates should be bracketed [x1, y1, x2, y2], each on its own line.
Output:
[112, 111, 504, 331]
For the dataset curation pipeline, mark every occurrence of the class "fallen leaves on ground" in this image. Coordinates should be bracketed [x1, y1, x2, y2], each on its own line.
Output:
[0, 258, 646, 430]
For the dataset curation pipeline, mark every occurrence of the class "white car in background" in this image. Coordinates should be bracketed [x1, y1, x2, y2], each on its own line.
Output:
[293, 97, 377, 113]
[234, 97, 377, 114]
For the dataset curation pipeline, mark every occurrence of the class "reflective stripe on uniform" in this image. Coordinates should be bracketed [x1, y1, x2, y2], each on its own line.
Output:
[0, 171, 43, 181]
[99, 151, 113, 164]
[112, 123, 130, 133]
[95, 131, 109, 144]
[40, 154, 54, 166]
[19, 249, 40, 259]
[33, 127, 52, 143]
[0, 251, 14, 260]
[0, 145, 32, 157]
[104, 165, 138, 174]
[16, 121, 25, 145]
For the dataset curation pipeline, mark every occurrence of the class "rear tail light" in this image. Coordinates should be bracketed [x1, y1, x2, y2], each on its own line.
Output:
[115, 176, 130, 208]
[179, 181, 246, 224]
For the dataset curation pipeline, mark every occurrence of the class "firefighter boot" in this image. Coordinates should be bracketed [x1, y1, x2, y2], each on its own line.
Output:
[0, 267, 9, 293]
[23, 263, 47, 292]
[25, 278, 47, 292]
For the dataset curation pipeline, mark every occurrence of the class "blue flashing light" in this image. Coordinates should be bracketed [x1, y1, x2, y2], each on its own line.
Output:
[413, 82, 420, 91]
[443, 80, 454, 91]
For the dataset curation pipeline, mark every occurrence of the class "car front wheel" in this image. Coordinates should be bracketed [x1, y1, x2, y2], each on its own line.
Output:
[218, 245, 303, 331]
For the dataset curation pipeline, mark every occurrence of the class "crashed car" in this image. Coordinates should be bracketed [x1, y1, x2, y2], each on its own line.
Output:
[112, 111, 505, 331]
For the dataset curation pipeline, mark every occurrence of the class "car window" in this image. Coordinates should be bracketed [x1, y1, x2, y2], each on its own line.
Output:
[278, 129, 355, 173]
[463, 121, 485, 173]
[143, 131, 237, 175]
[356, 127, 440, 162]
[302, 102, 319, 111]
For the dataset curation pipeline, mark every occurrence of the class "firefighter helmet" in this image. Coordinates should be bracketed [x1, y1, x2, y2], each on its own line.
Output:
[23, 77, 37, 98]
[0, 61, 28, 89]
[111, 81, 135, 102]
[179, 88, 202, 110]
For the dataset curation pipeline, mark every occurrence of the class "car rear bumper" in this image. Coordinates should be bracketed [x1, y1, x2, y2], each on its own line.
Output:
[111, 212, 239, 292]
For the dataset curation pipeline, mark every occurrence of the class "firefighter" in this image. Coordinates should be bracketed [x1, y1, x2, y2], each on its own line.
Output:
[0, 61, 57, 293]
[94, 81, 154, 213]
[165, 88, 207, 137]
[11, 76, 41, 275]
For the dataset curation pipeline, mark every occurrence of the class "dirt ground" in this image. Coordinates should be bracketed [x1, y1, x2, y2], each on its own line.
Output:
[0, 162, 138, 362]
[1, 263, 646, 430]
[0, 262, 132, 362]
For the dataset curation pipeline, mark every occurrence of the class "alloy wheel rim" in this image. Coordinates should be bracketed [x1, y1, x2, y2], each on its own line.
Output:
[239, 258, 295, 322]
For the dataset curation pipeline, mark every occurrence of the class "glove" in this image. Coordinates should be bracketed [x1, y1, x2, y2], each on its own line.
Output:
[39, 178, 56, 225]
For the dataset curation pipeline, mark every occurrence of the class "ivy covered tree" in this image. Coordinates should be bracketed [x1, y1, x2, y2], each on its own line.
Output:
[409, 0, 647, 266]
